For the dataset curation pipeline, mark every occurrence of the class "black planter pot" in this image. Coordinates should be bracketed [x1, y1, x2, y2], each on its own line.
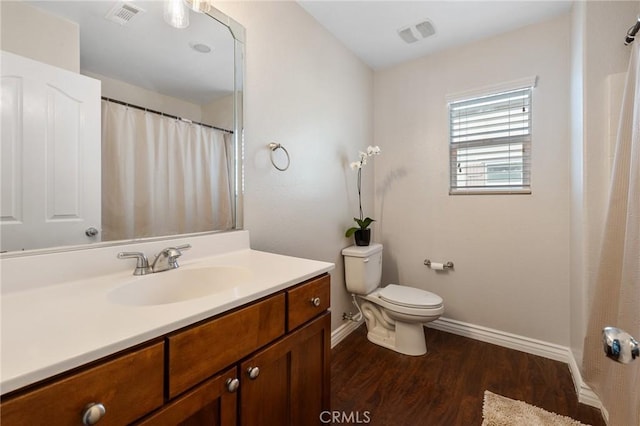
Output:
[354, 229, 371, 246]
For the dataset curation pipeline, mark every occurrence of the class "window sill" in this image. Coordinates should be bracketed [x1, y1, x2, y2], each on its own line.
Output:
[449, 188, 532, 195]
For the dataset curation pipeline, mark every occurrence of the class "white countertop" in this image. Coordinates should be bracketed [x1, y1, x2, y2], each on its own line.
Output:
[1, 232, 334, 394]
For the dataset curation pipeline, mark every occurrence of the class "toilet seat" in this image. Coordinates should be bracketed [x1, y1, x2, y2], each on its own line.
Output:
[362, 288, 444, 318]
[378, 284, 443, 309]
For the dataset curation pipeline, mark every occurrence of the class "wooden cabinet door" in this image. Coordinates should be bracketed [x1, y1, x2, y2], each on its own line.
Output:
[290, 312, 331, 425]
[135, 366, 238, 426]
[240, 312, 331, 426]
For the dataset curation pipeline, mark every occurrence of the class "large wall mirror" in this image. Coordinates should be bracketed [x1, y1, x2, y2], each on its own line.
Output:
[1, 0, 244, 256]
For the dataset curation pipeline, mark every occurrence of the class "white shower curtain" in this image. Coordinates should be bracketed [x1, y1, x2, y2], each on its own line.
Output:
[101, 100, 233, 241]
[582, 42, 640, 425]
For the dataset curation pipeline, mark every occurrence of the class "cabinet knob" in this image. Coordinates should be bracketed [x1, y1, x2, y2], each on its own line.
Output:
[81, 402, 106, 425]
[225, 377, 240, 392]
[310, 297, 321, 307]
[246, 366, 260, 379]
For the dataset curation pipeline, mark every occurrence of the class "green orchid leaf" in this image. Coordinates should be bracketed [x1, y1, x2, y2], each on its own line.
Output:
[345, 227, 359, 238]
[357, 217, 375, 229]
[346, 217, 375, 236]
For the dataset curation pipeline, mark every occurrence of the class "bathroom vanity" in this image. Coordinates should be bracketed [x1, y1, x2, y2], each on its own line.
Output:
[0, 3, 334, 423]
[0, 231, 333, 425]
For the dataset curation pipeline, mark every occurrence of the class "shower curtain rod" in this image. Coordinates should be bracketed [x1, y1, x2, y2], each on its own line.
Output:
[101, 97, 234, 134]
[624, 16, 640, 45]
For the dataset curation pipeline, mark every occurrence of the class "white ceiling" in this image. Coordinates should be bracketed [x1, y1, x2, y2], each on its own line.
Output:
[28, 1, 235, 105]
[298, 1, 573, 70]
[25, 1, 573, 101]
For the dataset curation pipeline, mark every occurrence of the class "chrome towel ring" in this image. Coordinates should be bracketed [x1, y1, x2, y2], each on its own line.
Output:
[268, 142, 290, 171]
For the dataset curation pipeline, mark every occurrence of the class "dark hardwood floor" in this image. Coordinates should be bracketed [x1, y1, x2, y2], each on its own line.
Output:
[331, 325, 605, 426]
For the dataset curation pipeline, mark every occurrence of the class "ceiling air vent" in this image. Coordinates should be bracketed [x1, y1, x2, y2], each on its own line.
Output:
[397, 20, 436, 44]
[398, 27, 419, 44]
[105, 2, 145, 25]
[415, 21, 436, 39]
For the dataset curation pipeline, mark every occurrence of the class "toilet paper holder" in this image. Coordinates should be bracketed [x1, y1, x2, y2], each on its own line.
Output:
[424, 259, 454, 270]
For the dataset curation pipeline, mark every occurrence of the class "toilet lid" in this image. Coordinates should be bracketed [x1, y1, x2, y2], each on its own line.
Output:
[378, 284, 443, 309]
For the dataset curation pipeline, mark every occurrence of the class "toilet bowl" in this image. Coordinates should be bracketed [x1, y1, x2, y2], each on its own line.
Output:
[342, 244, 444, 356]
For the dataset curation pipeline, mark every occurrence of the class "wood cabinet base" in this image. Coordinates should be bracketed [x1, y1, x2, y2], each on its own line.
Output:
[1, 274, 331, 426]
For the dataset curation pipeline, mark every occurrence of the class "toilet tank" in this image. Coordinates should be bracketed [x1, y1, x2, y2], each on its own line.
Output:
[341, 243, 383, 295]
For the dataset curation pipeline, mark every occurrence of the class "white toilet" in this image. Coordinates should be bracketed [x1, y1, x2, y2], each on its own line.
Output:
[342, 243, 444, 356]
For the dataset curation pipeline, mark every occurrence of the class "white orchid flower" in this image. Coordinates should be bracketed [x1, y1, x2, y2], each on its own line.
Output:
[366, 145, 381, 156]
[349, 146, 381, 172]
[347, 145, 381, 241]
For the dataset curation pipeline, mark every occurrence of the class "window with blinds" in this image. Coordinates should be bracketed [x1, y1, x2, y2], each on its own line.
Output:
[449, 86, 532, 194]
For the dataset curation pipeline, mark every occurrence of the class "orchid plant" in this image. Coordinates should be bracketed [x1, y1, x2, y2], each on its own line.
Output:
[345, 145, 381, 238]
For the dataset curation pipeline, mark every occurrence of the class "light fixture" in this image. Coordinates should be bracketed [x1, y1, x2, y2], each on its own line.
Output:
[190, 42, 212, 53]
[164, 0, 189, 29]
[184, 0, 211, 14]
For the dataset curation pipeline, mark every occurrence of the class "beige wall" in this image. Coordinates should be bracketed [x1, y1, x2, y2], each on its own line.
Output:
[215, 1, 374, 331]
[373, 15, 572, 344]
[0, 1, 79, 72]
[83, 71, 205, 123]
[84, 73, 236, 130]
[202, 95, 234, 131]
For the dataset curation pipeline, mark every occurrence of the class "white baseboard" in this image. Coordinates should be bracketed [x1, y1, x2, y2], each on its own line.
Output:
[427, 317, 568, 361]
[331, 315, 606, 420]
[331, 319, 363, 348]
[566, 353, 609, 422]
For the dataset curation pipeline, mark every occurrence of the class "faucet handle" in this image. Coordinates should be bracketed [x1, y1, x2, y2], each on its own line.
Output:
[167, 244, 191, 264]
[117, 252, 151, 275]
[162, 244, 190, 259]
[151, 244, 191, 272]
[166, 244, 191, 261]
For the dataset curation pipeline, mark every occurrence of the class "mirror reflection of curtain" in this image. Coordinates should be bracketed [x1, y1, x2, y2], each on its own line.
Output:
[101, 100, 233, 241]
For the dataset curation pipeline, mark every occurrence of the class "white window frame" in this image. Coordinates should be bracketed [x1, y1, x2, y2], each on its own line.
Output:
[447, 77, 537, 195]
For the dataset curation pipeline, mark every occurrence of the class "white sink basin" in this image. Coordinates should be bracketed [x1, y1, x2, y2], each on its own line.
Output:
[108, 266, 253, 306]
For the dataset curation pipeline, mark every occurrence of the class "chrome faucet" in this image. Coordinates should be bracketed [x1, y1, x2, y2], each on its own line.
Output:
[118, 244, 191, 275]
[151, 244, 191, 273]
[117, 252, 152, 275]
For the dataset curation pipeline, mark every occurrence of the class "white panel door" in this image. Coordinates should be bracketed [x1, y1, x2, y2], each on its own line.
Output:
[1, 51, 101, 252]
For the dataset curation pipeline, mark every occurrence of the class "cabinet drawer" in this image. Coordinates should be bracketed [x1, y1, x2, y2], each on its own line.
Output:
[287, 274, 330, 331]
[168, 293, 285, 398]
[1, 342, 164, 426]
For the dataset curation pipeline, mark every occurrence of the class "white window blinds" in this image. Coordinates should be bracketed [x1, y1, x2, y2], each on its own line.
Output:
[449, 86, 532, 194]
